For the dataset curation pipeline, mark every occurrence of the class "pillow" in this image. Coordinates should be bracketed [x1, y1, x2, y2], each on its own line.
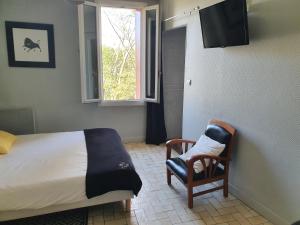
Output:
[179, 135, 225, 173]
[0, 130, 17, 154]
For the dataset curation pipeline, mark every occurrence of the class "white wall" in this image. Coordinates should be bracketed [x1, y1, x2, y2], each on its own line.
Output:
[161, 0, 300, 224]
[0, 0, 155, 141]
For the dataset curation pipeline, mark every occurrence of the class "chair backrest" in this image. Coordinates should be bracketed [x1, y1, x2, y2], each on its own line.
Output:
[205, 119, 236, 159]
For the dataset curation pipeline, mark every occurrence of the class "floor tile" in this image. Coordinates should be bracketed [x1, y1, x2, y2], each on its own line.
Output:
[87, 143, 272, 225]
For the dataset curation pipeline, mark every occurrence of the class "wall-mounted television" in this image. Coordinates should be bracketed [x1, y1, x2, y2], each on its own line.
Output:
[199, 0, 249, 48]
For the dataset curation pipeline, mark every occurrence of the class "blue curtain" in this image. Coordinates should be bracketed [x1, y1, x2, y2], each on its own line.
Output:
[145, 72, 167, 145]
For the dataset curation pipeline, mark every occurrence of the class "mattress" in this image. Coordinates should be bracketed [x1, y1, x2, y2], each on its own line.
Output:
[0, 131, 88, 211]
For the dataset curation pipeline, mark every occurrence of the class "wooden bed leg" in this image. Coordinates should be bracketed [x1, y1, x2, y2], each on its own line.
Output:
[125, 199, 131, 212]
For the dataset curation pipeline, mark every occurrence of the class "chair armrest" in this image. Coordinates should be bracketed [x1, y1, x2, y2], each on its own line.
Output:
[186, 154, 229, 180]
[188, 154, 228, 164]
[166, 139, 196, 160]
[166, 139, 196, 146]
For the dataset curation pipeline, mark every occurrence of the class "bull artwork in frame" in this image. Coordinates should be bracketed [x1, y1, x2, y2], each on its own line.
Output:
[5, 21, 55, 68]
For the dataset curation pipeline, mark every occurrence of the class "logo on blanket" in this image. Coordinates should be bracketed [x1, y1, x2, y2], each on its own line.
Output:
[119, 162, 130, 169]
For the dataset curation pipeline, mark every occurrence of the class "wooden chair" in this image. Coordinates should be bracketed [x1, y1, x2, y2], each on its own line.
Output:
[166, 119, 236, 208]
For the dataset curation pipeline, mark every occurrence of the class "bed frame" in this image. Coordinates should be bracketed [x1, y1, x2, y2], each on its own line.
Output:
[0, 190, 133, 222]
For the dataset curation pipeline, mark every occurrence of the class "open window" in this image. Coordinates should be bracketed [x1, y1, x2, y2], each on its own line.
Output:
[143, 5, 160, 102]
[78, 2, 101, 103]
[78, 2, 160, 104]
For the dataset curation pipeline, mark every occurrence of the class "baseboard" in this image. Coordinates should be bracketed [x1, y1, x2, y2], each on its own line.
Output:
[122, 136, 145, 143]
[229, 183, 289, 225]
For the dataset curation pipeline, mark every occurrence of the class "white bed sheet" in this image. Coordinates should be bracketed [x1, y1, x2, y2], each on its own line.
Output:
[0, 131, 88, 211]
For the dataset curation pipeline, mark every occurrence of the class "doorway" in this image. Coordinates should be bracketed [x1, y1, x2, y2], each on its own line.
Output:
[162, 26, 186, 139]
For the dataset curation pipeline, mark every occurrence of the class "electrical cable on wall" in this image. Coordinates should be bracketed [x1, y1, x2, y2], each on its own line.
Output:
[164, 0, 225, 22]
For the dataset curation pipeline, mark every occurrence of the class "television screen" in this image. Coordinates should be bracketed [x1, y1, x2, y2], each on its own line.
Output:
[199, 0, 249, 48]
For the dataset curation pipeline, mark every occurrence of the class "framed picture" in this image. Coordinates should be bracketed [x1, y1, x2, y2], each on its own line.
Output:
[5, 21, 55, 68]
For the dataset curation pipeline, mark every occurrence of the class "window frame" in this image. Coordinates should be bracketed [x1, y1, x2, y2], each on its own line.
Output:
[78, 1, 102, 103]
[78, 1, 160, 106]
[142, 4, 161, 103]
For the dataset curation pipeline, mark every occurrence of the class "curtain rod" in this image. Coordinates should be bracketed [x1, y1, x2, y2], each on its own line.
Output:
[163, 0, 225, 22]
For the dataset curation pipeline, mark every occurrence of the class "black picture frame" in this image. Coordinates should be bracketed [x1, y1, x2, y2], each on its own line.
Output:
[5, 21, 56, 68]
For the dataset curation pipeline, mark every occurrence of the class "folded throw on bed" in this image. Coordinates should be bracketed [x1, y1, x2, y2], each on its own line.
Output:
[84, 128, 142, 198]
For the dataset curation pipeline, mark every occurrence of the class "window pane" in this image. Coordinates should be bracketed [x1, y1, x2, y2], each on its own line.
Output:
[101, 7, 140, 101]
[84, 5, 99, 100]
[145, 9, 157, 99]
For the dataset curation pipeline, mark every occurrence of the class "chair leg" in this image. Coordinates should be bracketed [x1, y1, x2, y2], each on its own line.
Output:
[125, 199, 131, 212]
[188, 185, 193, 208]
[167, 169, 171, 185]
[223, 178, 228, 197]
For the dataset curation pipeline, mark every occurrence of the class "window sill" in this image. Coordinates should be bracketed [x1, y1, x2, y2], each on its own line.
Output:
[98, 100, 145, 107]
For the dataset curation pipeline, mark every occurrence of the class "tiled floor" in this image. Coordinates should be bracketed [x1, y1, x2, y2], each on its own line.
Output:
[88, 143, 272, 225]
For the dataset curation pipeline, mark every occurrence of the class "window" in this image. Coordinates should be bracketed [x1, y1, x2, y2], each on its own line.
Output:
[101, 7, 140, 101]
[78, 2, 160, 105]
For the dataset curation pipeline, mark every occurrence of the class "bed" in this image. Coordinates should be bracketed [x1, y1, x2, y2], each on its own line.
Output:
[0, 128, 142, 221]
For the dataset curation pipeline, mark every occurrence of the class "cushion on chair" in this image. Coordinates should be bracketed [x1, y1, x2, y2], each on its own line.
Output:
[178, 135, 225, 173]
[205, 125, 232, 157]
[166, 158, 225, 183]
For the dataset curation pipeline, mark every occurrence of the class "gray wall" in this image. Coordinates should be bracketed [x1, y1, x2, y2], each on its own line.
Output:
[162, 27, 186, 139]
[0, 0, 154, 142]
[161, 0, 300, 224]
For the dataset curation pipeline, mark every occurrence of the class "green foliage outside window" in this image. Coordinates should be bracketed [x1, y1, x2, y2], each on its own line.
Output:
[101, 8, 138, 101]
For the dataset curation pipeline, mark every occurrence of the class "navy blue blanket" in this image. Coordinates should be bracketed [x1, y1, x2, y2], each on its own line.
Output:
[84, 128, 142, 199]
